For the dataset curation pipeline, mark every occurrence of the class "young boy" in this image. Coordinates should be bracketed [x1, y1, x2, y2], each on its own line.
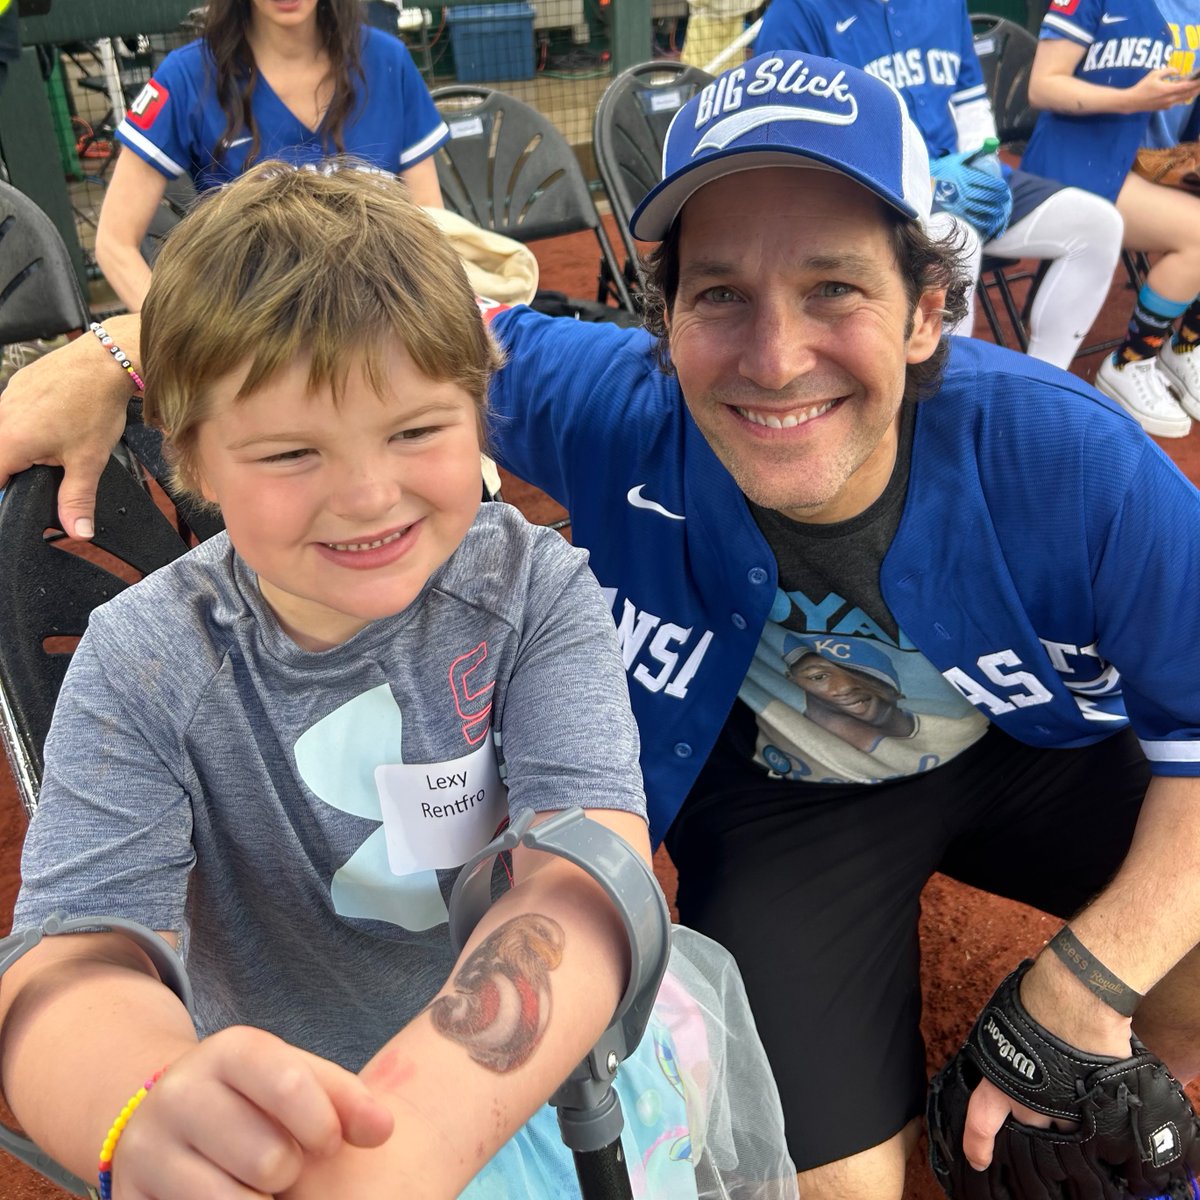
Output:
[0, 163, 689, 1198]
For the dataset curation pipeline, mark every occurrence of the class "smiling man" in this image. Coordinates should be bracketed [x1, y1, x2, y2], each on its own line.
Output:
[3, 50, 1200, 1200]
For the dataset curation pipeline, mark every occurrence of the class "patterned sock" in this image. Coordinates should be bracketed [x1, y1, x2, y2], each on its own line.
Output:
[1174, 295, 1200, 348]
[1117, 284, 1188, 364]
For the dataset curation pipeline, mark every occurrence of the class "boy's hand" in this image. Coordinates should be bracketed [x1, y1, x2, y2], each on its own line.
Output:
[0, 332, 130, 540]
[112, 1026, 394, 1199]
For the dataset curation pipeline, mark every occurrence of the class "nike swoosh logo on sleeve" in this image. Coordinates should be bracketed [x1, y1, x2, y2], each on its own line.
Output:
[836, 16, 857, 32]
[626, 485, 685, 520]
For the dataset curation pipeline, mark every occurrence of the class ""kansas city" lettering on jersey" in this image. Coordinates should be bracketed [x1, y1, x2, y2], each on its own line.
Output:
[862, 48, 963, 91]
[942, 641, 1124, 721]
[602, 589, 713, 700]
[1083, 34, 1171, 72]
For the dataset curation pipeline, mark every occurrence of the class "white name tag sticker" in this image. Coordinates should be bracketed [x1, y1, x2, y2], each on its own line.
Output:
[649, 87, 683, 112]
[375, 738, 507, 875]
[448, 115, 485, 139]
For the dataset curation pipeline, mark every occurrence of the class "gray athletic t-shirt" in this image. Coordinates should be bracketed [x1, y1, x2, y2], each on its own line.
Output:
[15, 503, 646, 1070]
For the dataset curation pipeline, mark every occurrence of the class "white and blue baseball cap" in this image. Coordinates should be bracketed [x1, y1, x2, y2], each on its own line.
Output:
[630, 50, 933, 241]
[782, 634, 902, 693]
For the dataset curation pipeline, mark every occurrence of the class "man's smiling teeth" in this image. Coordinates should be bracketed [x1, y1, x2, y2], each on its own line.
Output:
[326, 529, 405, 552]
[736, 399, 838, 428]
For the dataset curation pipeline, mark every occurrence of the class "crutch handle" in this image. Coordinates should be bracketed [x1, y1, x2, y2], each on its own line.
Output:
[449, 808, 672, 1158]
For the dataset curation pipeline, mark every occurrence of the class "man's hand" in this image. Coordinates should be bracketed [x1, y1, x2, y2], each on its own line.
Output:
[962, 1076, 1062, 1172]
[927, 960, 1200, 1199]
[112, 1026, 394, 1200]
[960, 950, 1136, 1169]
[0, 328, 133, 539]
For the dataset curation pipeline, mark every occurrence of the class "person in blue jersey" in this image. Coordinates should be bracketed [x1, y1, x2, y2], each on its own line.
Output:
[94, 0, 448, 312]
[1024, 0, 1200, 437]
[754, 0, 1125, 372]
[1144, 0, 1200, 150]
[5, 50, 1200, 1200]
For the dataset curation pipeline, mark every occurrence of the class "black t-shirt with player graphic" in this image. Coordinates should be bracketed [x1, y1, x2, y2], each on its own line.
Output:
[709, 400, 989, 787]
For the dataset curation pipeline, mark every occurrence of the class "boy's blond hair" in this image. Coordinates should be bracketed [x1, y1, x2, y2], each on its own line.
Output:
[141, 160, 504, 495]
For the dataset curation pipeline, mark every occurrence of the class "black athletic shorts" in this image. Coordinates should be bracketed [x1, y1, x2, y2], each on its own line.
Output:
[663, 714, 1150, 1172]
[1008, 167, 1069, 227]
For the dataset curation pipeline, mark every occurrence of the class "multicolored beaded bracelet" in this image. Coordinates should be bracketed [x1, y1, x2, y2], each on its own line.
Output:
[89, 321, 146, 394]
[97, 1066, 167, 1199]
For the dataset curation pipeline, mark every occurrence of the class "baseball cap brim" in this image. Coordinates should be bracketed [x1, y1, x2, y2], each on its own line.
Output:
[784, 649, 901, 692]
[631, 145, 924, 243]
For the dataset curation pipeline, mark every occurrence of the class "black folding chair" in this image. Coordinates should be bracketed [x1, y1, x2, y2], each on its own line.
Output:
[0, 178, 90, 347]
[969, 14, 1045, 351]
[0, 180, 222, 814]
[431, 84, 638, 322]
[0, 448, 223, 817]
[593, 60, 712, 294]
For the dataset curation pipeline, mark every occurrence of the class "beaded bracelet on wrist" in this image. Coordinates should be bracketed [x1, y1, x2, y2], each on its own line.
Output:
[88, 321, 146, 393]
[97, 1066, 167, 1200]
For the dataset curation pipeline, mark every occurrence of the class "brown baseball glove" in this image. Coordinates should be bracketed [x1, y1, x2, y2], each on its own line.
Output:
[1133, 142, 1200, 191]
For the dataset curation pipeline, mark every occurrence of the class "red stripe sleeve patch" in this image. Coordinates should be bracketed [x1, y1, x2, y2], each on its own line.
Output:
[127, 80, 170, 131]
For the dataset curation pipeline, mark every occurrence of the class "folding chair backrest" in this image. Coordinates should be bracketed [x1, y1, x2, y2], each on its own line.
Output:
[432, 84, 635, 312]
[971, 14, 1040, 148]
[593, 61, 712, 268]
[0, 179, 90, 344]
[0, 428, 224, 817]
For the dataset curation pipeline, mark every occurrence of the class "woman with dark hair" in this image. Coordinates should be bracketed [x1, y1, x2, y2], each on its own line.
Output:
[94, 0, 447, 312]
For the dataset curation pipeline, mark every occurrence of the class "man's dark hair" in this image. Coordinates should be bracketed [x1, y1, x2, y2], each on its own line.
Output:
[639, 207, 972, 403]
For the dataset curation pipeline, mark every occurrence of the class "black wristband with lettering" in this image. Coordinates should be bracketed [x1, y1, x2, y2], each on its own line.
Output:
[1048, 924, 1143, 1018]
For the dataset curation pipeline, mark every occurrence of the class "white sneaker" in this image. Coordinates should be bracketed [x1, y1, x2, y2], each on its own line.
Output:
[1157, 338, 1200, 420]
[1095, 354, 1192, 438]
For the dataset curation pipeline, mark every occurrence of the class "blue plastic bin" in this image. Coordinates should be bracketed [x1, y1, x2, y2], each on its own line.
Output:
[446, 4, 536, 82]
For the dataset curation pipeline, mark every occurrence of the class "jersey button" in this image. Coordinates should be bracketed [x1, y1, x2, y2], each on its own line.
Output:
[731, 613, 747, 630]
[673, 742, 693, 758]
[747, 567, 768, 585]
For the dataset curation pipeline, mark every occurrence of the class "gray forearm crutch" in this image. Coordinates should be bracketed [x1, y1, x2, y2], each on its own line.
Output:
[0, 912, 194, 1198]
[449, 807, 673, 1200]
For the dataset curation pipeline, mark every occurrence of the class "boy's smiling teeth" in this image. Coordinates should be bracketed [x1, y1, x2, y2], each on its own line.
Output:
[325, 529, 405, 552]
[736, 399, 838, 428]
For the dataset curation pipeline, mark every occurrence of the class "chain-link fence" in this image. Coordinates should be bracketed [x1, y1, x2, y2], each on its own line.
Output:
[56, 19, 200, 281]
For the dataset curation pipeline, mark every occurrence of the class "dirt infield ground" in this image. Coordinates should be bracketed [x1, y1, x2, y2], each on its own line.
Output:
[0, 225, 1197, 1198]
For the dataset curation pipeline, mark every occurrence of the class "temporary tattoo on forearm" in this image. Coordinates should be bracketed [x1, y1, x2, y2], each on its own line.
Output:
[430, 914, 564, 1071]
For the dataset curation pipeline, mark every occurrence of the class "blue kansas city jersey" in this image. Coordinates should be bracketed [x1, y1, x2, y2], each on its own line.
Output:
[1021, 0, 1173, 201]
[486, 306, 1200, 844]
[755, 0, 988, 157]
[116, 27, 448, 191]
